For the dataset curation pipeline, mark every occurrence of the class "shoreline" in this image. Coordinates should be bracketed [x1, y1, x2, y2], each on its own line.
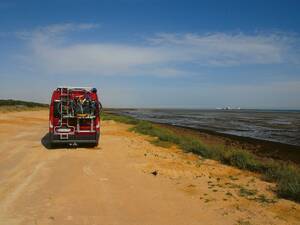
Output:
[106, 110, 300, 165]
[157, 123, 300, 165]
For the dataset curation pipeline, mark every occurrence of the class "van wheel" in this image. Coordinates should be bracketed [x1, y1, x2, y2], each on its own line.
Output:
[47, 133, 54, 149]
[88, 143, 98, 148]
[48, 142, 54, 149]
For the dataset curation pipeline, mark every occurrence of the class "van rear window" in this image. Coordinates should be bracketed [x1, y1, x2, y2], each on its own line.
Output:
[54, 102, 60, 118]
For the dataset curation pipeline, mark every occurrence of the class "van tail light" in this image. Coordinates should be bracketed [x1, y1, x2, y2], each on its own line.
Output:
[96, 118, 100, 130]
[49, 121, 54, 133]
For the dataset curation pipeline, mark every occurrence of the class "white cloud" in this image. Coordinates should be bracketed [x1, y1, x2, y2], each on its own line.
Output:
[15, 23, 99, 41]
[17, 23, 300, 76]
[36, 23, 99, 35]
[149, 32, 294, 65]
[33, 43, 172, 75]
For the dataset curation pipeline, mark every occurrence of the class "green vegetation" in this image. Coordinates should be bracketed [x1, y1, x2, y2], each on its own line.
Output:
[0, 99, 48, 112]
[102, 112, 300, 203]
[237, 187, 278, 204]
[239, 187, 257, 197]
[0, 99, 48, 107]
[101, 112, 139, 124]
[255, 194, 277, 204]
[150, 139, 173, 148]
[236, 219, 251, 225]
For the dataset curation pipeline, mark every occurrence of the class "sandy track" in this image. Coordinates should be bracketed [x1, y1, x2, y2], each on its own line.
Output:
[0, 110, 299, 225]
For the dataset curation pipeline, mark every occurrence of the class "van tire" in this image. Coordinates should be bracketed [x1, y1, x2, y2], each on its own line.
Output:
[48, 142, 53, 149]
[48, 133, 53, 149]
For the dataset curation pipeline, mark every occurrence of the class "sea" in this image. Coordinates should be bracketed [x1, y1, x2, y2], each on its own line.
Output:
[115, 109, 300, 147]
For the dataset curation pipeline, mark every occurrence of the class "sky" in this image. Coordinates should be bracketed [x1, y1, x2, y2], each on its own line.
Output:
[0, 0, 300, 109]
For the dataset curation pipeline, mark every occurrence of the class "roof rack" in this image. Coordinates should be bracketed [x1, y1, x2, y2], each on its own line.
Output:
[57, 86, 93, 91]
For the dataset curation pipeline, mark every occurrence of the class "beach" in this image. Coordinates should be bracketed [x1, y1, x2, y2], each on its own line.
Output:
[0, 109, 299, 225]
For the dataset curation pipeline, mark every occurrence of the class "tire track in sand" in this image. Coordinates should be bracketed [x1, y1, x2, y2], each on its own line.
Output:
[0, 162, 45, 213]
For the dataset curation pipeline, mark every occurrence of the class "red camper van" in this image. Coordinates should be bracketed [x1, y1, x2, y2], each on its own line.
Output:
[49, 87, 102, 147]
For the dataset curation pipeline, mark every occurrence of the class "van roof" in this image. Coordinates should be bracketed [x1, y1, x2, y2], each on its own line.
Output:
[57, 86, 93, 91]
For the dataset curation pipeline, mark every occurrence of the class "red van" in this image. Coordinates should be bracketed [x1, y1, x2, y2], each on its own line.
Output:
[49, 87, 102, 147]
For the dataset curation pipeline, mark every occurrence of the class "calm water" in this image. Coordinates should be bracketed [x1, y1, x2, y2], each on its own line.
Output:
[117, 109, 300, 146]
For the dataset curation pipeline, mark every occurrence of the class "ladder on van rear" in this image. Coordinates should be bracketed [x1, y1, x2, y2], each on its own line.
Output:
[60, 87, 70, 123]
[57, 87, 74, 139]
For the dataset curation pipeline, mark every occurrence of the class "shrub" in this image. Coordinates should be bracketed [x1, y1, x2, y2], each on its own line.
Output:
[221, 149, 262, 172]
[263, 162, 300, 201]
[277, 176, 300, 202]
[179, 137, 210, 157]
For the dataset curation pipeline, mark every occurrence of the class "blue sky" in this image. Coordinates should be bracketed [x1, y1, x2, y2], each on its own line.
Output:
[0, 0, 300, 109]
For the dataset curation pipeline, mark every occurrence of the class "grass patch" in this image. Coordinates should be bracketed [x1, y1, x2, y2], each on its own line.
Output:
[130, 121, 181, 144]
[221, 148, 263, 171]
[0, 99, 48, 112]
[255, 194, 277, 204]
[239, 188, 277, 204]
[0, 99, 48, 108]
[229, 175, 239, 181]
[239, 187, 257, 197]
[150, 139, 173, 148]
[102, 112, 300, 203]
[263, 162, 300, 202]
[0, 106, 47, 112]
[237, 219, 251, 225]
[101, 113, 139, 125]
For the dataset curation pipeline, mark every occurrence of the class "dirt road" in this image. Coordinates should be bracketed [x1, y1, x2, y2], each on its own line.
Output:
[0, 110, 299, 225]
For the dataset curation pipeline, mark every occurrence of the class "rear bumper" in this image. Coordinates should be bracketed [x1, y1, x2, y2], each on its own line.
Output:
[50, 132, 100, 144]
